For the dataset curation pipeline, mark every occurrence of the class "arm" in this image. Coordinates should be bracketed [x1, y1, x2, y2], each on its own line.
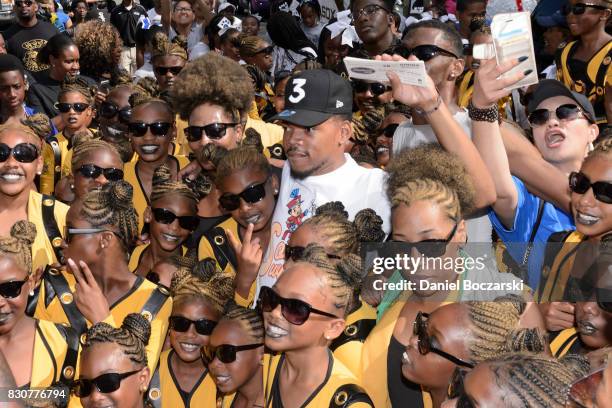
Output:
[160, 0, 171, 34]
[606, 83, 612, 125]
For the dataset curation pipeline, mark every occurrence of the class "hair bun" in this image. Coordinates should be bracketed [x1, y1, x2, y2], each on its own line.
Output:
[107, 180, 134, 209]
[354, 208, 385, 243]
[192, 257, 220, 282]
[196, 143, 228, 169]
[362, 108, 384, 133]
[152, 164, 173, 188]
[122, 313, 151, 346]
[316, 201, 348, 218]
[21, 113, 52, 140]
[242, 128, 264, 153]
[10, 220, 36, 246]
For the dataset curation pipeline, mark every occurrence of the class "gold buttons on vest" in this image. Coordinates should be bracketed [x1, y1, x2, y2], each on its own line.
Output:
[63, 366, 75, 380]
[214, 235, 225, 245]
[158, 286, 170, 296]
[49, 267, 60, 276]
[60, 292, 73, 305]
[142, 310, 153, 322]
[148, 388, 161, 400]
[80, 333, 87, 345]
[344, 324, 358, 337]
[43, 198, 54, 207]
[334, 391, 348, 406]
[52, 237, 63, 248]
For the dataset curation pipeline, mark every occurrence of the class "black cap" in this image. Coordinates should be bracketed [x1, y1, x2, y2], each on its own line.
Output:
[270, 69, 353, 128]
[527, 79, 596, 122]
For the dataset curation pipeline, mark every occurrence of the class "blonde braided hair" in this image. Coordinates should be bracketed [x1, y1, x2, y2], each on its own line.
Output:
[0, 221, 36, 275]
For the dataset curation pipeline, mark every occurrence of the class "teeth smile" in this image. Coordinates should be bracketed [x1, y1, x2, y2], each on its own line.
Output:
[377, 147, 389, 154]
[141, 145, 160, 153]
[179, 343, 200, 352]
[577, 321, 597, 335]
[0, 174, 24, 182]
[161, 233, 179, 242]
[265, 324, 288, 338]
[245, 214, 261, 224]
[576, 211, 600, 225]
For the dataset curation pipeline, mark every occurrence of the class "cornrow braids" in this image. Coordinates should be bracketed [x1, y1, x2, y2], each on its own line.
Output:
[170, 258, 234, 314]
[298, 243, 363, 315]
[185, 172, 214, 200]
[170, 35, 189, 56]
[71, 135, 121, 172]
[0, 124, 42, 148]
[84, 313, 151, 367]
[386, 144, 476, 219]
[0, 221, 36, 275]
[151, 31, 188, 62]
[150, 164, 198, 205]
[196, 143, 229, 171]
[20, 113, 52, 140]
[587, 136, 612, 162]
[483, 353, 589, 408]
[239, 36, 266, 58]
[214, 145, 270, 186]
[129, 77, 174, 120]
[222, 302, 264, 342]
[241, 128, 264, 153]
[383, 102, 411, 118]
[80, 180, 139, 249]
[59, 76, 95, 104]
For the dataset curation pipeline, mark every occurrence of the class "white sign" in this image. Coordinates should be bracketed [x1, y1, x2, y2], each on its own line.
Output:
[343, 57, 429, 87]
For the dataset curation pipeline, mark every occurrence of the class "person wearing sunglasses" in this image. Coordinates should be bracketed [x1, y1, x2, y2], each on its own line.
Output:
[351, 79, 393, 118]
[77, 313, 152, 408]
[124, 80, 189, 234]
[97, 83, 136, 163]
[206, 303, 265, 408]
[148, 259, 233, 408]
[349, 0, 398, 58]
[241, 36, 274, 75]
[0, 124, 68, 272]
[375, 103, 408, 168]
[130, 165, 197, 283]
[0, 220, 79, 393]
[33, 181, 172, 377]
[151, 31, 188, 94]
[557, 0, 612, 126]
[454, 0, 486, 41]
[261, 244, 373, 407]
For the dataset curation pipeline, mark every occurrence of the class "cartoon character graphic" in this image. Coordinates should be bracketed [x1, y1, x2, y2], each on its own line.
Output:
[282, 188, 308, 241]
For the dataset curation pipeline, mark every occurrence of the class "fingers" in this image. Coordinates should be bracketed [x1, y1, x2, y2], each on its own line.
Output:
[243, 222, 254, 245]
[78, 260, 96, 287]
[554, 301, 576, 315]
[226, 229, 242, 254]
[386, 71, 402, 94]
[66, 258, 83, 284]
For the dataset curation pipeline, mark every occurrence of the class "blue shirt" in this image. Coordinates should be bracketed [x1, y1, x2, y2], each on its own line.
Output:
[488, 176, 574, 289]
[52, 11, 69, 32]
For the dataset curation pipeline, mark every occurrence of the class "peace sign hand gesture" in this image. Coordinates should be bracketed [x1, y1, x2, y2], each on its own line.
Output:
[67, 258, 110, 324]
[227, 223, 263, 298]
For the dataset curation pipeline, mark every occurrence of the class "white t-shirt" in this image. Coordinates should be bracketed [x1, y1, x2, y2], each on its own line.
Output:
[392, 108, 493, 244]
[255, 154, 391, 299]
[169, 23, 203, 54]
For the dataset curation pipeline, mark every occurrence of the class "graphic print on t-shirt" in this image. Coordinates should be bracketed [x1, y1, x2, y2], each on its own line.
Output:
[23, 39, 50, 72]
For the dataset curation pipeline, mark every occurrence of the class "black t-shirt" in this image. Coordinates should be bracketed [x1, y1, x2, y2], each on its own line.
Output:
[4, 20, 60, 76]
[27, 73, 97, 118]
[110, 2, 147, 47]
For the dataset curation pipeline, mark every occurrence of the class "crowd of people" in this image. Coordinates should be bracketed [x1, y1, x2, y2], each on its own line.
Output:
[0, 0, 611, 406]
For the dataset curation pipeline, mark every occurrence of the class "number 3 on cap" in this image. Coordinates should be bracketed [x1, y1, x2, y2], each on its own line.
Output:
[288, 79, 307, 103]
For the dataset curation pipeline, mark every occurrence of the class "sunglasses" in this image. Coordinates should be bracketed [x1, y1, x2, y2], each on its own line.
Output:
[218, 180, 267, 211]
[569, 171, 612, 204]
[562, 3, 608, 15]
[378, 123, 399, 138]
[185, 123, 237, 142]
[169, 316, 217, 335]
[55, 102, 90, 113]
[390, 223, 458, 258]
[77, 164, 123, 182]
[353, 4, 388, 21]
[399, 44, 459, 61]
[528, 104, 589, 127]
[128, 122, 172, 137]
[99, 102, 132, 124]
[255, 45, 274, 55]
[351, 80, 391, 96]
[0, 142, 39, 163]
[258, 286, 339, 325]
[284, 245, 341, 262]
[567, 367, 605, 408]
[151, 208, 199, 231]
[63, 227, 122, 244]
[72, 370, 141, 398]
[201, 343, 263, 365]
[154, 66, 183, 76]
[0, 278, 29, 299]
[413, 312, 474, 368]
[15, 0, 33, 7]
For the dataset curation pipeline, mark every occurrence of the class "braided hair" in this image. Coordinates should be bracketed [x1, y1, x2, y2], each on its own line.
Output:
[129, 77, 174, 119]
[58, 76, 95, 104]
[587, 136, 612, 162]
[0, 124, 42, 149]
[151, 31, 188, 62]
[239, 36, 266, 58]
[150, 164, 198, 205]
[195, 143, 230, 171]
[20, 113, 52, 140]
[0, 221, 36, 275]
[84, 313, 151, 367]
[71, 135, 121, 172]
[170, 258, 234, 314]
[222, 302, 264, 342]
[214, 144, 270, 186]
[80, 180, 139, 249]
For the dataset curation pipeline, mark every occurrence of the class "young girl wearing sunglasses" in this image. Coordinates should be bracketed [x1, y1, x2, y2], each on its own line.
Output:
[0, 221, 79, 394]
[97, 82, 136, 163]
[130, 165, 198, 284]
[283, 202, 384, 378]
[206, 303, 265, 408]
[32, 181, 172, 376]
[375, 103, 409, 168]
[149, 259, 233, 407]
[0, 124, 68, 272]
[124, 79, 189, 234]
[76, 313, 152, 408]
[261, 244, 374, 407]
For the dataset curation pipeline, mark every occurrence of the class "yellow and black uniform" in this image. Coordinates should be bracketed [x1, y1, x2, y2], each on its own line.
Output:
[27, 190, 68, 273]
[128, 243, 189, 272]
[40, 132, 69, 195]
[123, 155, 190, 233]
[244, 117, 285, 161]
[147, 349, 217, 408]
[330, 300, 376, 380]
[33, 268, 172, 374]
[557, 40, 612, 125]
[549, 327, 585, 358]
[264, 351, 373, 408]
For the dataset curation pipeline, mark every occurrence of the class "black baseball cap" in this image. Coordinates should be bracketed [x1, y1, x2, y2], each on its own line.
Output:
[270, 69, 353, 128]
[527, 79, 596, 123]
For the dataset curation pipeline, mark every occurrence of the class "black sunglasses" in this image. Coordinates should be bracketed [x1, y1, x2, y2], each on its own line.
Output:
[185, 123, 237, 142]
[15, 0, 33, 7]
[0, 142, 39, 163]
[378, 123, 399, 138]
[414, 312, 475, 368]
[562, 2, 608, 15]
[151, 208, 199, 231]
[400, 44, 459, 61]
[528, 103, 590, 126]
[169, 315, 217, 335]
[0, 278, 29, 299]
[154, 66, 183, 76]
[63, 227, 123, 245]
[99, 102, 132, 124]
[351, 80, 391, 96]
[72, 370, 141, 398]
[569, 171, 612, 204]
[255, 45, 274, 55]
[201, 343, 263, 365]
[284, 245, 341, 262]
[56, 102, 90, 113]
[258, 286, 338, 326]
[390, 223, 458, 258]
[218, 180, 267, 211]
[128, 122, 172, 137]
[77, 164, 123, 182]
